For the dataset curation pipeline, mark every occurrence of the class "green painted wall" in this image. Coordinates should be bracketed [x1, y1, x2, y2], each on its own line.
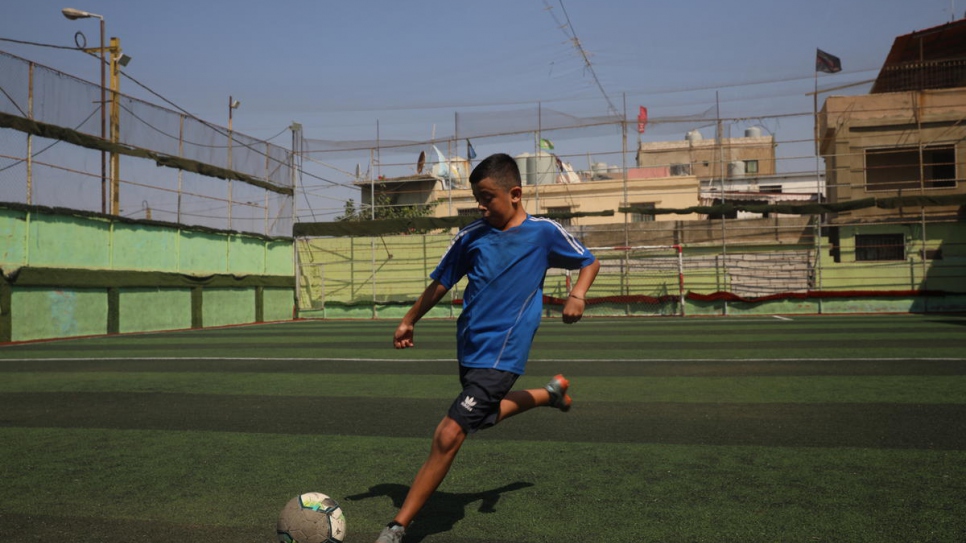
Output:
[263, 287, 295, 322]
[0, 206, 294, 343]
[119, 288, 193, 333]
[266, 240, 295, 276]
[113, 224, 180, 271]
[14, 287, 107, 342]
[229, 235, 269, 275]
[179, 230, 230, 274]
[818, 222, 965, 292]
[28, 214, 112, 269]
[0, 208, 27, 264]
[203, 288, 256, 328]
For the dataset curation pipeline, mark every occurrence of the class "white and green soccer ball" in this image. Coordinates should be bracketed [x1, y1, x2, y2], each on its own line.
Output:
[276, 492, 347, 543]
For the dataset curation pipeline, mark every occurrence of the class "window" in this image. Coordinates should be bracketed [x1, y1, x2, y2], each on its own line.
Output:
[630, 202, 656, 223]
[759, 185, 782, 194]
[670, 163, 692, 176]
[744, 160, 759, 174]
[829, 227, 841, 263]
[855, 233, 904, 261]
[546, 206, 572, 227]
[865, 145, 957, 191]
[457, 208, 479, 216]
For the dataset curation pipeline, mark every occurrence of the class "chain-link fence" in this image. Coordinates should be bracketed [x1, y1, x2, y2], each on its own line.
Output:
[0, 50, 292, 237]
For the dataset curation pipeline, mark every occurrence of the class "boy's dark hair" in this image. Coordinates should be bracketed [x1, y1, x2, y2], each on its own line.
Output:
[469, 153, 521, 190]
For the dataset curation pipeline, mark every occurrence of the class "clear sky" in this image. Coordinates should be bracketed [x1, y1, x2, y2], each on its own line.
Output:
[0, 0, 955, 218]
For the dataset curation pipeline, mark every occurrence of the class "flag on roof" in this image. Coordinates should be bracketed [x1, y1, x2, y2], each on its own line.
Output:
[539, 138, 554, 151]
[466, 139, 477, 160]
[637, 106, 648, 134]
[816, 48, 842, 73]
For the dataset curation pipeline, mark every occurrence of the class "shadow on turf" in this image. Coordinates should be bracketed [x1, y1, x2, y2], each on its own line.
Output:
[345, 481, 534, 542]
[925, 317, 966, 327]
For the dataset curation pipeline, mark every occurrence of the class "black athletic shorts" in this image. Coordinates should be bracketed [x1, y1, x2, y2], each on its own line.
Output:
[447, 366, 520, 434]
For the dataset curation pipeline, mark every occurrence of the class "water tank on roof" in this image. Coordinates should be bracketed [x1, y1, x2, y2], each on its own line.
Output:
[591, 162, 610, 179]
[532, 151, 556, 185]
[515, 153, 534, 185]
[686, 129, 703, 142]
[745, 126, 762, 138]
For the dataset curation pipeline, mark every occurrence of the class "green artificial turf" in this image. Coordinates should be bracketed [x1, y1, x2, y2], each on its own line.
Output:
[0, 314, 964, 542]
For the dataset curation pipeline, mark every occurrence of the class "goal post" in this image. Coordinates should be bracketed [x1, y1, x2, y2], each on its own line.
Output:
[544, 244, 686, 317]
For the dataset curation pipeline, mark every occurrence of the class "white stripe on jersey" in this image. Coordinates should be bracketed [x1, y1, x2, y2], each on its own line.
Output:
[529, 216, 587, 254]
[436, 218, 488, 267]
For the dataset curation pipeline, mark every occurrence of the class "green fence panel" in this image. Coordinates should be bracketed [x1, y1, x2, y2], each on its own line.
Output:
[264, 287, 295, 322]
[13, 287, 107, 342]
[202, 288, 256, 328]
[28, 214, 111, 269]
[266, 240, 294, 276]
[0, 208, 27, 267]
[180, 230, 229, 274]
[113, 223, 180, 271]
[228, 235, 268, 275]
[119, 288, 193, 333]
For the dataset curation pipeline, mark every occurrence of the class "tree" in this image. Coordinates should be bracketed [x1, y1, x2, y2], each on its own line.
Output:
[336, 185, 439, 232]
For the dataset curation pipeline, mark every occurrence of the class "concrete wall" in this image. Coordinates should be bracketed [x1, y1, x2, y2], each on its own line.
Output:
[0, 206, 294, 342]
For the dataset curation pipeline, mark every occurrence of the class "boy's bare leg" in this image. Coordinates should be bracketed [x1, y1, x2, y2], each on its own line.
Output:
[392, 377, 569, 528]
[499, 374, 571, 421]
[496, 388, 550, 422]
[393, 416, 466, 527]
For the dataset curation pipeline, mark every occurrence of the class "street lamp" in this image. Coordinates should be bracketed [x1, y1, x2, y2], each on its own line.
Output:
[62, 7, 129, 215]
[227, 96, 240, 229]
[62, 7, 106, 214]
[228, 96, 240, 131]
[228, 96, 240, 168]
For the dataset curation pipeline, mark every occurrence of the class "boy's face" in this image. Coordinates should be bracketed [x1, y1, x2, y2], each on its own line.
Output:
[472, 177, 521, 230]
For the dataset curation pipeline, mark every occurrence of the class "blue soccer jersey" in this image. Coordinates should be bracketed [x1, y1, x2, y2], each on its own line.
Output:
[430, 215, 596, 375]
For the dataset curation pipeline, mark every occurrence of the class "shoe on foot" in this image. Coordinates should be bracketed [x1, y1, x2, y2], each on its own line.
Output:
[375, 523, 405, 543]
[545, 374, 572, 412]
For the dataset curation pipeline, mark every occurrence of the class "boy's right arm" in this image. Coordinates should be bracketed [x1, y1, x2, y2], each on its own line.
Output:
[394, 279, 450, 349]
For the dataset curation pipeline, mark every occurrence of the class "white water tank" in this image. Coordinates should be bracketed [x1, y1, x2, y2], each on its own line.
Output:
[515, 153, 534, 185]
[686, 129, 703, 143]
[532, 151, 556, 185]
[745, 126, 762, 138]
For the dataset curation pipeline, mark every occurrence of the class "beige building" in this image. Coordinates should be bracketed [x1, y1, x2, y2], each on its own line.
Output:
[434, 173, 702, 226]
[354, 171, 701, 227]
[819, 18, 966, 223]
[636, 128, 777, 179]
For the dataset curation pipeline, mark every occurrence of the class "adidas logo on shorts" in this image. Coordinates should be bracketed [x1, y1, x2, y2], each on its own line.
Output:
[460, 396, 477, 412]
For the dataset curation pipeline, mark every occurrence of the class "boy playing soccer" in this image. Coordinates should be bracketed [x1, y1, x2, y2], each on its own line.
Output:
[376, 153, 600, 543]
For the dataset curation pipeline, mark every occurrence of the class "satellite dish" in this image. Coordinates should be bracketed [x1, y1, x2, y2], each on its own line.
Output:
[416, 151, 426, 174]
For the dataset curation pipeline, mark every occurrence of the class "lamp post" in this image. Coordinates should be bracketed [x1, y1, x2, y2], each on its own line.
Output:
[62, 7, 106, 214]
[227, 96, 240, 229]
[228, 96, 240, 168]
[108, 36, 129, 215]
[62, 7, 129, 215]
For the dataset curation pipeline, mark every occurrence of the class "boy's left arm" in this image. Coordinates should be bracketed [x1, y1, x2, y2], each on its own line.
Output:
[562, 259, 600, 324]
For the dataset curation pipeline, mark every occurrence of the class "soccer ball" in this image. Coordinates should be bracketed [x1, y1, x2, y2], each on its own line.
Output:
[276, 492, 347, 543]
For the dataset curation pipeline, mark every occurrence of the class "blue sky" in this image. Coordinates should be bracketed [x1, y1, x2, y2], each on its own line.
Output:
[0, 0, 955, 217]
